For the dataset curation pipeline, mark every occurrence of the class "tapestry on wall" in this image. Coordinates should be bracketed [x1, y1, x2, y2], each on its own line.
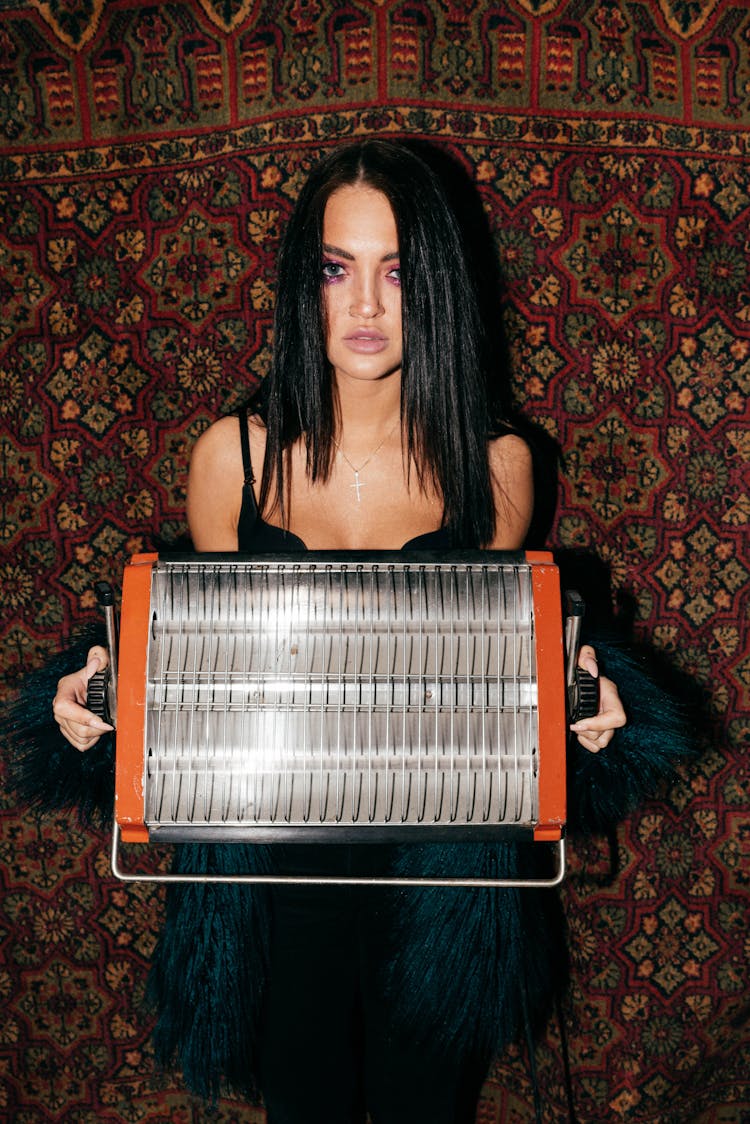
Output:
[0, 2, 747, 1122]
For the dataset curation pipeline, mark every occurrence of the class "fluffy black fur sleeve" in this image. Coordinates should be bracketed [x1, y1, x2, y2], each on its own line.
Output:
[5, 628, 697, 837]
[3, 626, 115, 828]
[567, 631, 699, 835]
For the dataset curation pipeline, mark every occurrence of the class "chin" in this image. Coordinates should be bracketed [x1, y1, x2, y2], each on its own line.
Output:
[334, 364, 402, 385]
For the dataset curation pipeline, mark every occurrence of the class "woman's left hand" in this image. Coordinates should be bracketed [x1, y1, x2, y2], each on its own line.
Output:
[569, 644, 626, 754]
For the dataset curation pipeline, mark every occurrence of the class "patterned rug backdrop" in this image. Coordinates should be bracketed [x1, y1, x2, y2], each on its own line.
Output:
[0, 1, 748, 1121]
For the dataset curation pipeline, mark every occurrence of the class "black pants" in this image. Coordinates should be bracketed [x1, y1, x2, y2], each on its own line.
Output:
[257, 845, 488, 1124]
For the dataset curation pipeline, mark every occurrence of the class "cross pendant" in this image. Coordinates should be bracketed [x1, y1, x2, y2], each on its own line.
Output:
[351, 472, 364, 502]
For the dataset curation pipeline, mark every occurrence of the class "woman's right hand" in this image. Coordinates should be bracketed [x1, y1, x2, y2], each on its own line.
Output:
[53, 645, 114, 752]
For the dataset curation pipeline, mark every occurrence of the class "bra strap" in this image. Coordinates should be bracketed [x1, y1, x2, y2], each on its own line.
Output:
[237, 406, 255, 486]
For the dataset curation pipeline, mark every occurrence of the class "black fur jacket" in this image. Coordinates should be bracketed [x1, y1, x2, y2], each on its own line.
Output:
[6, 618, 696, 1102]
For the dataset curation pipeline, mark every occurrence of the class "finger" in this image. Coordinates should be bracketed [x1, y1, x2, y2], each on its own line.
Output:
[571, 719, 617, 751]
[53, 696, 114, 733]
[570, 676, 625, 728]
[70, 733, 105, 753]
[57, 713, 113, 752]
[570, 672, 626, 754]
[577, 644, 599, 678]
[570, 708, 626, 735]
[68, 711, 113, 733]
[574, 729, 610, 754]
[60, 725, 106, 752]
[83, 646, 110, 677]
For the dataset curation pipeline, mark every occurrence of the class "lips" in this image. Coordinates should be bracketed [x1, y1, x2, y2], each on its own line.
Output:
[344, 329, 388, 353]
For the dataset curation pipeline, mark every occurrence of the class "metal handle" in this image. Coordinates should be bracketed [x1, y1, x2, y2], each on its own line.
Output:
[110, 822, 565, 889]
[563, 589, 585, 690]
[563, 590, 599, 722]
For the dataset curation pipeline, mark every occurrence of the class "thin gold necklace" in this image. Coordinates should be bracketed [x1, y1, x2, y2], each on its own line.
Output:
[333, 423, 399, 503]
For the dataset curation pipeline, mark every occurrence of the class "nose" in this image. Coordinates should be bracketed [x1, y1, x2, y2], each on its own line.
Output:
[349, 277, 383, 318]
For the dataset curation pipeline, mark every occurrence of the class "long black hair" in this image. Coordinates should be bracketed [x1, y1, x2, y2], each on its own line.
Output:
[251, 138, 507, 547]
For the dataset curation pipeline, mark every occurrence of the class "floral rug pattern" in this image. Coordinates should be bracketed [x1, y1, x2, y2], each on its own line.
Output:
[0, 2, 748, 1121]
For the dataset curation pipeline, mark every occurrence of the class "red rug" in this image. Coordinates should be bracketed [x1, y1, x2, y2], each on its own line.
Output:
[0, 2, 747, 1121]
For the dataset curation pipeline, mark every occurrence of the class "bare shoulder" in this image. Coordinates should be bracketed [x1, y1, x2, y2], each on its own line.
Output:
[188, 414, 263, 551]
[192, 412, 267, 471]
[190, 414, 242, 473]
[488, 432, 533, 480]
[487, 432, 534, 549]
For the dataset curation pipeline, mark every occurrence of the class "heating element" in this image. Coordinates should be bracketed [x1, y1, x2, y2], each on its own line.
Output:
[106, 551, 582, 885]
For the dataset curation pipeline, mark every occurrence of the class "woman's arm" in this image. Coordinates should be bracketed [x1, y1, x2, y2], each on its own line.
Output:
[186, 415, 246, 551]
[486, 434, 534, 550]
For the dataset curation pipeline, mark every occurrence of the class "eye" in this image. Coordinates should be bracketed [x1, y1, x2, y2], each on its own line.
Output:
[387, 266, 401, 285]
[322, 260, 345, 281]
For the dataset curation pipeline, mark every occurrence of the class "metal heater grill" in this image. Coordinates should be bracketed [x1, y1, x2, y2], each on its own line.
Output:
[110, 552, 571, 884]
[148, 559, 538, 838]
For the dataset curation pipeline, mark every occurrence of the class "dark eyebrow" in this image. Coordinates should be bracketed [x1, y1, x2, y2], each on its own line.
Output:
[322, 242, 399, 263]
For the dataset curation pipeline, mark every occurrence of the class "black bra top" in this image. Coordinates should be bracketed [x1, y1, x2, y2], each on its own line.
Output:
[236, 409, 450, 553]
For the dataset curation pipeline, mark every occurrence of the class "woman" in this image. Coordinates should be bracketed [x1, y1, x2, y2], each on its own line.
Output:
[56, 140, 621, 751]
[49, 141, 650, 1123]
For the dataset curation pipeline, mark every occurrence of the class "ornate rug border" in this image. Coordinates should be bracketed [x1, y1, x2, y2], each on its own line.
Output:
[1, 106, 748, 183]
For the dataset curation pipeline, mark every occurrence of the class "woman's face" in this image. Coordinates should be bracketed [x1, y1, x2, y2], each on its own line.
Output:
[321, 184, 403, 389]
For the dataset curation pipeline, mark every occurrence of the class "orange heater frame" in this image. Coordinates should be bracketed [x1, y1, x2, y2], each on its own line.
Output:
[527, 551, 568, 844]
[114, 552, 157, 844]
[111, 551, 572, 886]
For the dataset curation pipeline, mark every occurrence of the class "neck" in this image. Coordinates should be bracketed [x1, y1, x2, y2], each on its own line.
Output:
[333, 372, 402, 443]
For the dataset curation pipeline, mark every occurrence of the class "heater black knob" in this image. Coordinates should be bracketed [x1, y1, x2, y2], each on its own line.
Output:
[571, 667, 599, 722]
[86, 669, 112, 725]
